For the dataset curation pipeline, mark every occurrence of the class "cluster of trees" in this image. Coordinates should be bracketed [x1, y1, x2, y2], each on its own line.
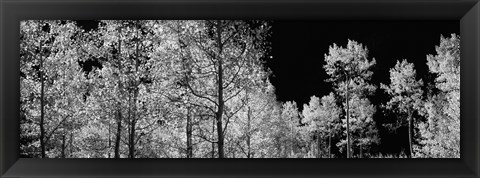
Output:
[20, 20, 460, 158]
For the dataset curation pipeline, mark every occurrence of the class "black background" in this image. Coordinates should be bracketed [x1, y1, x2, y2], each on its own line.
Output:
[269, 20, 458, 108]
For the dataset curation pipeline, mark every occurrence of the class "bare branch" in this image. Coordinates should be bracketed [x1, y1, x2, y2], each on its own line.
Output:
[192, 133, 217, 144]
[236, 140, 249, 157]
[188, 102, 216, 116]
[222, 59, 247, 90]
[223, 93, 248, 137]
[185, 76, 218, 107]
[221, 27, 237, 47]
[45, 115, 71, 141]
[224, 85, 246, 103]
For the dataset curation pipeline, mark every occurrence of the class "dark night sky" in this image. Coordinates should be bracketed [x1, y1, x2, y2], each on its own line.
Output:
[268, 20, 459, 109]
[76, 20, 460, 110]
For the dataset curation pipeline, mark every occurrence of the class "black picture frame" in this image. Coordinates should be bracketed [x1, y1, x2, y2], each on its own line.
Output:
[1, 0, 479, 177]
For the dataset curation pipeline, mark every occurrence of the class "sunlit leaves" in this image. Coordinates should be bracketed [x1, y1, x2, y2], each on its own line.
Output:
[324, 40, 376, 83]
[302, 92, 341, 157]
[323, 39, 378, 158]
[20, 20, 459, 158]
[381, 59, 424, 114]
[416, 34, 460, 158]
[20, 20, 87, 158]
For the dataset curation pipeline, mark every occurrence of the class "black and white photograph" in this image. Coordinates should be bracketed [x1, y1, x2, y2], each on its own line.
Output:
[20, 20, 460, 158]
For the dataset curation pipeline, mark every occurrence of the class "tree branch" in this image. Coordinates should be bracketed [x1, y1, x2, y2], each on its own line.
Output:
[222, 59, 246, 90]
[192, 133, 217, 144]
[185, 76, 219, 107]
[188, 102, 216, 116]
[45, 115, 71, 142]
[223, 93, 248, 137]
[224, 85, 246, 103]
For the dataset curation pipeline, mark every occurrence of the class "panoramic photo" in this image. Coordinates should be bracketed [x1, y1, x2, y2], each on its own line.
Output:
[20, 20, 460, 158]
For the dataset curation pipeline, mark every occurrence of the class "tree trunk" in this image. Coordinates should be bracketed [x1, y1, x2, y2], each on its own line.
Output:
[329, 125, 332, 158]
[127, 93, 136, 158]
[129, 20, 141, 159]
[39, 43, 46, 158]
[129, 114, 135, 158]
[127, 85, 131, 158]
[317, 133, 321, 158]
[211, 119, 215, 158]
[216, 111, 224, 158]
[291, 126, 295, 158]
[186, 107, 193, 158]
[247, 105, 251, 158]
[360, 132, 363, 158]
[114, 110, 122, 158]
[114, 24, 123, 159]
[61, 118, 67, 158]
[69, 133, 73, 157]
[215, 20, 225, 158]
[408, 112, 413, 158]
[129, 20, 140, 158]
[61, 134, 66, 158]
[360, 144, 363, 158]
[108, 120, 111, 158]
[346, 75, 351, 158]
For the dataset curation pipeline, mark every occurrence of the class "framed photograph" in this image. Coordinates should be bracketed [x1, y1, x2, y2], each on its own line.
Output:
[1, 0, 479, 177]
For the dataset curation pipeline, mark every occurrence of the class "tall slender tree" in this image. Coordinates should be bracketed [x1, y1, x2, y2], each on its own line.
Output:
[381, 59, 424, 157]
[323, 40, 376, 158]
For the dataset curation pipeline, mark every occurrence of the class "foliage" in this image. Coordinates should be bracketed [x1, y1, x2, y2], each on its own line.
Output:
[20, 20, 87, 158]
[415, 34, 460, 158]
[302, 93, 341, 158]
[323, 40, 378, 158]
[19, 21, 459, 158]
[381, 59, 424, 157]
